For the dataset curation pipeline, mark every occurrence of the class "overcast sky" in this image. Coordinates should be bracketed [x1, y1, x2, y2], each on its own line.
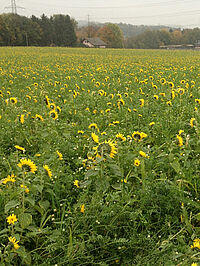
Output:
[1, 0, 200, 27]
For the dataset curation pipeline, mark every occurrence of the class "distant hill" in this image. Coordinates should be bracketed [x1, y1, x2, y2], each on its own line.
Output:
[77, 20, 175, 38]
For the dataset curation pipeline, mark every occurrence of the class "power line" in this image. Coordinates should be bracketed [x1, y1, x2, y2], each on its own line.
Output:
[13, 0, 200, 10]
[4, 0, 25, 14]
[53, 0, 200, 9]
[92, 9, 200, 20]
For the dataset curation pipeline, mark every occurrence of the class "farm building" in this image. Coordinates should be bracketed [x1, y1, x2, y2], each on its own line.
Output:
[82, 37, 107, 48]
[160, 41, 200, 50]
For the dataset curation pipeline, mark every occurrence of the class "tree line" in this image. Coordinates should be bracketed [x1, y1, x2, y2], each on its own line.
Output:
[125, 28, 200, 49]
[0, 13, 200, 49]
[0, 13, 77, 46]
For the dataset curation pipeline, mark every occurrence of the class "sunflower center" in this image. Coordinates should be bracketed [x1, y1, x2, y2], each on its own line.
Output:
[22, 164, 31, 172]
[133, 134, 141, 140]
[97, 143, 112, 156]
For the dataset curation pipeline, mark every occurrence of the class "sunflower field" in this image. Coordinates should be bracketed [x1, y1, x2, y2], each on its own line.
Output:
[0, 47, 200, 265]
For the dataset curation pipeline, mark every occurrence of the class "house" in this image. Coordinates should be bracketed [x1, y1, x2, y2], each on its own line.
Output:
[160, 44, 195, 50]
[82, 37, 106, 48]
[195, 40, 200, 49]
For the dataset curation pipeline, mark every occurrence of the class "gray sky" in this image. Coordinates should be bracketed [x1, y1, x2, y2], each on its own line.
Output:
[1, 0, 200, 27]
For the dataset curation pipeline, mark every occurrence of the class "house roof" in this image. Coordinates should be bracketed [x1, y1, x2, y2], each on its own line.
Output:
[84, 37, 106, 46]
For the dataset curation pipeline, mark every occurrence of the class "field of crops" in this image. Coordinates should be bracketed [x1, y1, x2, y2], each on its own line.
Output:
[0, 47, 200, 265]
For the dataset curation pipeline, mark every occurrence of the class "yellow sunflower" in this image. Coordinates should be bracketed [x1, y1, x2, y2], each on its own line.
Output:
[49, 110, 58, 120]
[20, 114, 25, 124]
[56, 150, 63, 160]
[35, 114, 44, 121]
[116, 133, 126, 142]
[176, 135, 183, 147]
[17, 159, 37, 174]
[190, 118, 196, 128]
[134, 159, 141, 167]
[91, 132, 99, 144]
[191, 238, 200, 250]
[8, 236, 20, 250]
[88, 123, 99, 131]
[14, 145, 25, 152]
[10, 97, 17, 104]
[6, 214, 18, 225]
[94, 140, 117, 159]
[43, 165, 52, 179]
[132, 131, 147, 142]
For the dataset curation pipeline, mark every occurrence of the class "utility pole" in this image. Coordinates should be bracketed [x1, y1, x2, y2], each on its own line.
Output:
[11, 0, 17, 14]
[87, 14, 90, 38]
[4, 0, 25, 14]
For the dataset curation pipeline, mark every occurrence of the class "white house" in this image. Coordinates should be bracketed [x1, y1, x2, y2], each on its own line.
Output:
[82, 37, 107, 48]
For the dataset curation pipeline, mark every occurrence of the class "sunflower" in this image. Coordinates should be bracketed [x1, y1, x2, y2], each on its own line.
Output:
[78, 130, 84, 134]
[88, 123, 99, 131]
[176, 135, 183, 147]
[153, 95, 158, 100]
[132, 131, 147, 142]
[2, 174, 16, 184]
[190, 118, 196, 128]
[35, 114, 44, 121]
[44, 95, 50, 105]
[18, 159, 37, 174]
[134, 159, 140, 167]
[178, 129, 184, 135]
[139, 151, 149, 159]
[159, 92, 166, 97]
[191, 238, 200, 250]
[152, 84, 157, 89]
[56, 106, 62, 113]
[168, 82, 174, 88]
[139, 99, 144, 107]
[94, 140, 117, 159]
[49, 110, 58, 120]
[56, 150, 63, 160]
[80, 204, 85, 213]
[20, 114, 25, 124]
[14, 145, 25, 152]
[117, 98, 125, 108]
[74, 180, 80, 188]
[149, 122, 155, 126]
[178, 88, 185, 95]
[160, 78, 166, 85]
[43, 165, 52, 179]
[166, 101, 172, 106]
[7, 214, 18, 225]
[10, 97, 17, 104]
[48, 102, 56, 110]
[91, 132, 99, 143]
[116, 133, 126, 142]
[8, 236, 20, 250]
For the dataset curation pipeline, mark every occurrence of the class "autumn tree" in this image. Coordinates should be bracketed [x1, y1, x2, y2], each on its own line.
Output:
[97, 23, 124, 48]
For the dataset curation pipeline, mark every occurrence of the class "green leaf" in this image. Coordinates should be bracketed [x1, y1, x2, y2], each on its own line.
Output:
[109, 163, 123, 177]
[39, 200, 50, 211]
[85, 169, 99, 178]
[112, 183, 122, 190]
[25, 197, 35, 206]
[18, 213, 32, 229]
[33, 184, 43, 193]
[170, 160, 181, 174]
[5, 200, 19, 213]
